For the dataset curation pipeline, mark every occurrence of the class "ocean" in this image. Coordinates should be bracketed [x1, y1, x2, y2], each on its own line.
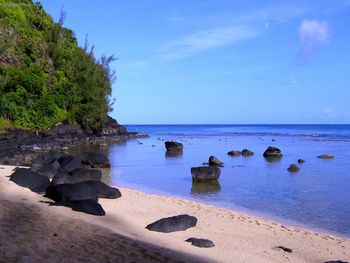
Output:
[73, 125, 350, 237]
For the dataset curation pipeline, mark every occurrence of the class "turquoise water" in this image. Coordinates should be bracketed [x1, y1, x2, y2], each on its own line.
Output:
[107, 125, 350, 237]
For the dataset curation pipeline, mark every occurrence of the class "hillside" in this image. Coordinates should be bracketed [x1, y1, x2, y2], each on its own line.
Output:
[0, 0, 117, 133]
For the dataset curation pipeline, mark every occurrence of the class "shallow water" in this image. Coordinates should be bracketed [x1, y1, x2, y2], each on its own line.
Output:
[71, 125, 350, 237]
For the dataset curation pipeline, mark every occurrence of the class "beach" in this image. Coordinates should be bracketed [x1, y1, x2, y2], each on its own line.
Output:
[1, 165, 349, 263]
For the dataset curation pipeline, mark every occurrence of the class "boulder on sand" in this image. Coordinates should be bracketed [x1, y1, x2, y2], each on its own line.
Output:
[51, 171, 77, 186]
[44, 182, 105, 216]
[79, 152, 111, 168]
[263, 146, 282, 158]
[67, 199, 105, 216]
[83, 181, 122, 199]
[60, 156, 83, 173]
[45, 183, 98, 203]
[37, 163, 59, 179]
[185, 238, 215, 248]
[165, 141, 183, 152]
[146, 214, 197, 233]
[298, 159, 305, 164]
[208, 156, 224, 166]
[9, 168, 50, 193]
[242, 149, 254, 157]
[70, 168, 102, 182]
[31, 152, 68, 171]
[191, 166, 221, 182]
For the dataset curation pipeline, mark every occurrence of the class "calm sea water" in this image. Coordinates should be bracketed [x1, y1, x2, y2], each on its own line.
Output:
[74, 125, 350, 237]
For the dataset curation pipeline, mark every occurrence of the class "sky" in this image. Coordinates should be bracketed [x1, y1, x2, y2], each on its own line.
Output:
[40, 0, 350, 124]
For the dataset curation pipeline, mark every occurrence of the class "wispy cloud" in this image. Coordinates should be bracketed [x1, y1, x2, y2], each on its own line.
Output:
[322, 106, 336, 117]
[290, 72, 302, 90]
[157, 26, 260, 60]
[295, 19, 331, 65]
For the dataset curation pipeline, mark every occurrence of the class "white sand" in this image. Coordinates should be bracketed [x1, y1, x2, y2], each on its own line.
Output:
[1, 165, 349, 263]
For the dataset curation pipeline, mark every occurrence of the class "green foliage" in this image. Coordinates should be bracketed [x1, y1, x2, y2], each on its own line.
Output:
[0, 0, 115, 131]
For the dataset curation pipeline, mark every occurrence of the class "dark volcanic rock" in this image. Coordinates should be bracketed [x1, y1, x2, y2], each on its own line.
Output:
[46, 123, 84, 138]
[51, 171, 77, 186]
[45, 183, 98, 203]
[274, 246, 292, 253]
[317, 154, 335, 159]
[67, 199, 105, 216]
[324, 261, 349, 263]
[9, 168, 50, 193]
[185, 238, 215, 248]
[165, 141, 183, 152]
[242, 149, 254, 157]
[100, 116, 127, 136]
[298, 159, 305, 164]
[146, 214, 197, 233]
[70, 168, 102, 182]
[263, 146, 282, 158]
[191, 166, 221, 182]
[208, 156, 224, 166]
[227, 150, 242, 157]
[32, 152, 68, 171]
[287, 164, 300, 173]
[37, 163, 59, 179]
[60, 157, 83, 173]
[79, 152, 110, 168]
[83, 181, 121, 199]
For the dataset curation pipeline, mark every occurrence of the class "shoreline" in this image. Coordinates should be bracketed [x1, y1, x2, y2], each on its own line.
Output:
[105, 172, 350, 241]
[1, 165, 349, 262]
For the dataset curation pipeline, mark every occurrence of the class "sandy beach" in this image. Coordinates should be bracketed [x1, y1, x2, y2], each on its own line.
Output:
[0, 165, 349, 263]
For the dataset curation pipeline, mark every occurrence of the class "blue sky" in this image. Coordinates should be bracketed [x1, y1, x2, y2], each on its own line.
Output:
[40, 0, 350, 124]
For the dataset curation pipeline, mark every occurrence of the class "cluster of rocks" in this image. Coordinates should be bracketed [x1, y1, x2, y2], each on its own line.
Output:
[165, 141, 336, 180]
[227, 149, 254, 157]
[146, 214, 214, 248]
[9, 151, 121, 216]
[0, 118, 146, 166]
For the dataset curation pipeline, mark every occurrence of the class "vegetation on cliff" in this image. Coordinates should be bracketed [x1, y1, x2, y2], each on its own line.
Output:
[0, 0, 116, 132]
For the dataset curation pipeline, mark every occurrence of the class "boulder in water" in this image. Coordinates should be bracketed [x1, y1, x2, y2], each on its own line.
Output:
[208, 156, 224, 166]
[263, 146, 282, 158]
[227, 151, 242, 157]
[317, 154, 334, 159]
[191, 166, 221, 182]
[165, 141, 183, 152]
[242, 149, 254, 157]
[287, 164, 300, 173]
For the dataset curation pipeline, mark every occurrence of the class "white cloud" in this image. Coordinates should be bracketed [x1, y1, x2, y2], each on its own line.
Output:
[299, 19, 330, 48]
[323, 107, 336, 116]
[158, 26, 259, 60]
[296, 19, 330, 64]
